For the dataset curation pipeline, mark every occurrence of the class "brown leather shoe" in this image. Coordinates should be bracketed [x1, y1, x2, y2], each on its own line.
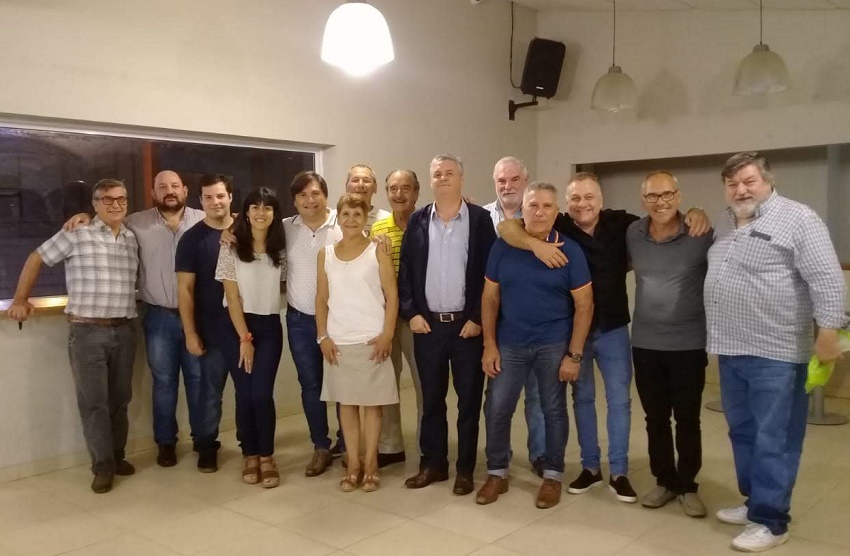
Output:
[453, 473, 474, 495]
[476, 474, 508, 505]
[536, 478, 563, 509]
[305, 449, 333, 477]
[404, 468, 449, 489]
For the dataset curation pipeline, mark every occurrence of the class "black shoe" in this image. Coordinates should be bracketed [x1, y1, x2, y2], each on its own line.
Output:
[531, 457, 545, 478]
[91, 471, 114, 493]
[329, 440, 345, 459]
[115, 459, 136, 476]
[377, 451, 406, 468]
[157, 444, 177, 467]
[567, 469, 603, 494]
[453, 473, 475, 496]
[197, 450, 218, 473]
[609, 476, 638, 503]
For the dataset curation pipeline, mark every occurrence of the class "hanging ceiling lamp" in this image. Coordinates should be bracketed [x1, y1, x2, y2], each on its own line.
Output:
[591, 0, 637, 112]
[321, 1, 394, 77]
[733, 0, 789, 95]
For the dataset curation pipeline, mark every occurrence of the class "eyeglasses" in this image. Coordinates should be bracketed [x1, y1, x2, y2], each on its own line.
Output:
[95, 196, 129, 206]
[643, 190, 678, 203]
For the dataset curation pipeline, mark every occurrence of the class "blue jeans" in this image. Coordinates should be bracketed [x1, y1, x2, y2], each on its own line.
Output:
[571, 325, 632, 477]
[719, 355, 808, 536]
[524, 373, 546, 463]
[286, 305, 343, 451]
[485, 342, 569, 481]
[142, 304, 203, 447]
[194, 319, 231, 453]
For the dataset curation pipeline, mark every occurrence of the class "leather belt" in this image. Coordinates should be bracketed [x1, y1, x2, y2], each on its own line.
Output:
[68, 315, 132, 327]
[430, 311, 465, 323]
[149, 304, 180, 315]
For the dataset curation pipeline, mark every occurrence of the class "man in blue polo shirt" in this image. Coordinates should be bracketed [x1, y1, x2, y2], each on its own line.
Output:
[477, 181, 594, 509]
[175, 174, 234, 473]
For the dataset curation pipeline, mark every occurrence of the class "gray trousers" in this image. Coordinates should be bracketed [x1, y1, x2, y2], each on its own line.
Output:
[68, 321, 136, 473]
[379, 319, 422, 454]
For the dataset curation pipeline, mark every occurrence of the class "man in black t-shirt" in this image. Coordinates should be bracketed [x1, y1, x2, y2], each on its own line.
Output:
[175, 174, 235, 473]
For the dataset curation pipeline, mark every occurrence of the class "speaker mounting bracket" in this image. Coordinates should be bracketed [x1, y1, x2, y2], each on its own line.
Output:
[509, 97, 538, 121]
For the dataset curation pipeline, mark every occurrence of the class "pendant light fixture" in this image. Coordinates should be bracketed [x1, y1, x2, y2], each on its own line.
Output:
[591, 0, 637, 112]
[733, 0, 789, 95]
[321, 1, 395, 77]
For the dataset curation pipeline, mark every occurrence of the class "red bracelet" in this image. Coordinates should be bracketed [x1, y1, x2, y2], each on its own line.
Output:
[240, 332, 253, 343]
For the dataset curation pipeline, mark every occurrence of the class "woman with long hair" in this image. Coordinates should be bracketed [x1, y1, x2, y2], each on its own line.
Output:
[215, 187, 286, 488]
[316, 194, 399, 492]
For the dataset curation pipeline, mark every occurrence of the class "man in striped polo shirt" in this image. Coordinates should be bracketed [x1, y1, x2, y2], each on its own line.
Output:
[371, 169, 421, 467]
[8, 179, 139, 494]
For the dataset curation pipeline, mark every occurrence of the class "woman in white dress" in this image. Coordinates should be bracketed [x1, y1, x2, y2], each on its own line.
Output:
[316, 194, 398, 492]
[215, 187, 286, 489]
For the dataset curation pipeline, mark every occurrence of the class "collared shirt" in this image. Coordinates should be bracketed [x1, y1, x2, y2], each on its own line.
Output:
[371, 213, 405, 275]
[425, 201, 470, 312]
[627, 214, 712, 351]
[37, 217, 139, 319]
[367, 206, 391, 228]
[705, 191, 847, 363]
[125, 207, 204, 308]
[555, 209, 639, 331]
[486, 229, 591, 347]
[283, 209, 342, 315]
[483, 200, 523, 237]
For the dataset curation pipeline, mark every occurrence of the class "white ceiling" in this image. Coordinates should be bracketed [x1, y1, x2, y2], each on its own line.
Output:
[512, 0, 850, 11]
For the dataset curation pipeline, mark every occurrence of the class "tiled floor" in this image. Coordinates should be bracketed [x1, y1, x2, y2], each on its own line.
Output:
[2, 382, 850, 555]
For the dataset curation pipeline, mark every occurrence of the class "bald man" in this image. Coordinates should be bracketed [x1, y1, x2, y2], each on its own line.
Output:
[64, 170, 206, 469]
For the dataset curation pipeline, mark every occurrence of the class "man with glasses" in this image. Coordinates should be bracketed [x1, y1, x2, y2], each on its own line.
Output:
[626, 171, 712, 517]
[8, 179, 139, 494]
[65, 170, 205, 467]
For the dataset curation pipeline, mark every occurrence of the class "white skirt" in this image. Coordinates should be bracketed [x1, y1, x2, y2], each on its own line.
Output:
[320, 343, 399, 406]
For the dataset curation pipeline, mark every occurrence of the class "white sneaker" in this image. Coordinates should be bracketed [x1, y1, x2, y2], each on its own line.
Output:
[731, 523, 789, 552]
[716, 505, 752, 525]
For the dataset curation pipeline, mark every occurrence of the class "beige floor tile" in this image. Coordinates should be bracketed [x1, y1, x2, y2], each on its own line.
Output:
[57, 533, 179, 556]
[87, 490, 208, 531]
[349, 478, 458, 519]
[417, 482, 554, 543]
[637, 513, 742, 555]
[466, 546, 527, 556]
[766, 537, 850, 555]
[497, 518, 633, 556]
[195, 527, 336, 556]
[278, 499, 407, 549]
[611, 540, 689, 556]
[346, 521, 483, 556]
[0, 512, 126, 556]
[136, 507, 268, 555]
[792, 503, 850, 548]
[221, 482, 338, 524]
[0, 482, 81, 533]
[550, 493, 663, 539]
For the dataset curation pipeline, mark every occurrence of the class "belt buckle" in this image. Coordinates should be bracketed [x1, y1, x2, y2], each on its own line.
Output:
[439, 313, 453, 323]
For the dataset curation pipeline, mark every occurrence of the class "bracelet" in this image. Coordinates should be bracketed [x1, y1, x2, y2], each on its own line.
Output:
[240, 332, 253, 343]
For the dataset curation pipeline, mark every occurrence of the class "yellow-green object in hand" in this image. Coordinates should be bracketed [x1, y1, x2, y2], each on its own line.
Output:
[806, 329, 850, 393]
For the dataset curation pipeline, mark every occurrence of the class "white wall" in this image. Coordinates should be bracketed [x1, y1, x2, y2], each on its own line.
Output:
[534, 9, 850, 179]
[0, 0, 538, 478]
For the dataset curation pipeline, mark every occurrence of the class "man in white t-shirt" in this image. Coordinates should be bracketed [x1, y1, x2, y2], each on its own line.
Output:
[345, 164, 390, 226]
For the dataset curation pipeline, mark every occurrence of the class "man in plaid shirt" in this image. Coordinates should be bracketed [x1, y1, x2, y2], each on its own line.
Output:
[7, 178, 139, 495]
[706, 152, 846, 552]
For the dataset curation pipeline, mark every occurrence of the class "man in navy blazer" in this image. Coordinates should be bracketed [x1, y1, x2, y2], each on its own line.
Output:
[398, 154, 497, 496]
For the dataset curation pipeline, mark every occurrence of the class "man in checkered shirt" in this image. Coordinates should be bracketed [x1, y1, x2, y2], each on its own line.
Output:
[7, 178, 139, 495]
[705, 152, 846, 552]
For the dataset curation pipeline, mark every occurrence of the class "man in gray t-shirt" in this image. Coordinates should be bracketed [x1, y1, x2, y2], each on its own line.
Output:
[625, 171, 712, 518]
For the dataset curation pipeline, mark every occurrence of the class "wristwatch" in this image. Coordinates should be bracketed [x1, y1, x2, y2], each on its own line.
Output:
[316, 334, 328, 345]
[567, 351, 583, 363]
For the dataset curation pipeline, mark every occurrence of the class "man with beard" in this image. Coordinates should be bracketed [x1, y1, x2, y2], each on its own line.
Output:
[175, 174, 234, 472]
[707, 152, 846, 552]
[65, 170, 205, 467]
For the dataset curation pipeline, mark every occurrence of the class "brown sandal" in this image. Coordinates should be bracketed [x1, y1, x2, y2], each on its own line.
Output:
[259, 457, 280, 489]
[361, 473, 381, 492]
[340, 470, 362, 492]
[242, 456, 260, 485]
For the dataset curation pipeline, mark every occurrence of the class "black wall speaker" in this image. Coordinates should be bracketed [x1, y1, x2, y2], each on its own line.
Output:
[520, 38, 566, 99]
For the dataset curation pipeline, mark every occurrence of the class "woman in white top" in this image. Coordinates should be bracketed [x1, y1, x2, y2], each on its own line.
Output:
[215, 187, 286, 489]
[316, 194, 398, 492]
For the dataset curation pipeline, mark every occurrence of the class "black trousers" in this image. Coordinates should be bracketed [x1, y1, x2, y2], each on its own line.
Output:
[413, 319, 485, 475]
[633, 347, 707, 494]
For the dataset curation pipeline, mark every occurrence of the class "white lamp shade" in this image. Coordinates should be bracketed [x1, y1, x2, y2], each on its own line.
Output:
[591, 65, 637, 112]
[321, 2, 394, 77]
[733, 43, 789, 95]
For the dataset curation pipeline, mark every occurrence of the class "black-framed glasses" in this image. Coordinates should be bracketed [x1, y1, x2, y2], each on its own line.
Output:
[643, 190, 678, 203]
[95, 195, 129, 206]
